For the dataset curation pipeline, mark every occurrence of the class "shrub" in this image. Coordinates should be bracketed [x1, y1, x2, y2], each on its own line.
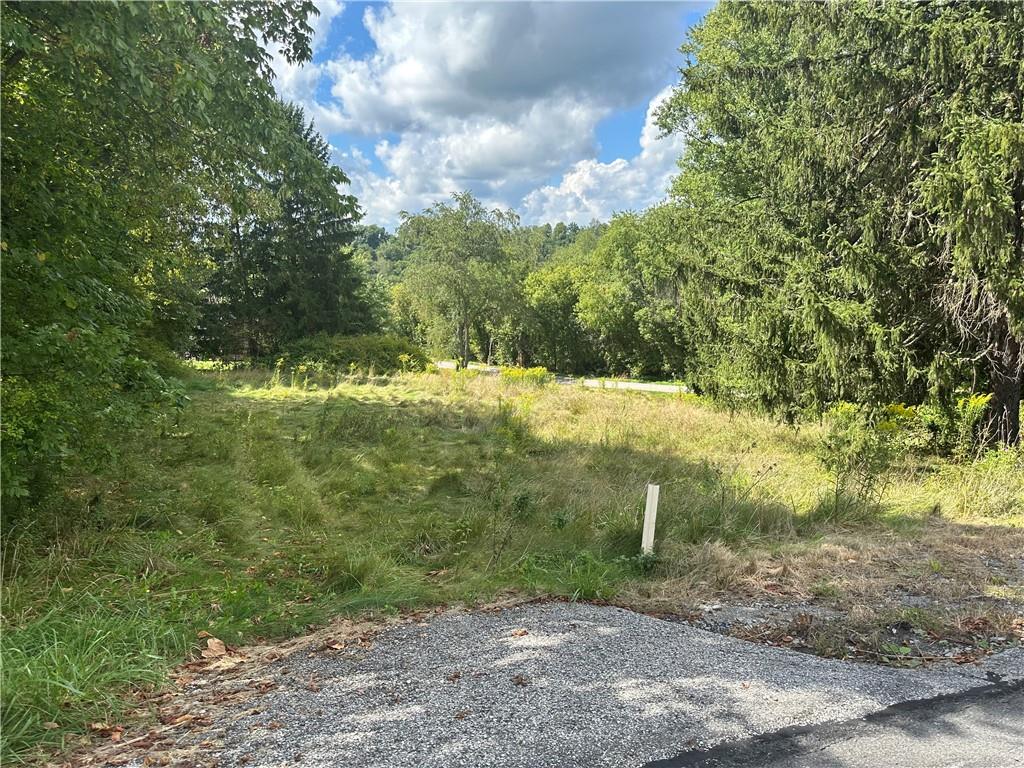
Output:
[277, 334, 428, 375]
[952, 393, 993, 461]
[818, 402, 917, 515]
[499, 366, 553, 386]
[917, 392, 994, 460]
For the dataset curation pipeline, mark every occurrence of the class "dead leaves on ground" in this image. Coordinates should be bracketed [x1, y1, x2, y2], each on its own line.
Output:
[199, 637, 227, 658]
[194, 633, 251, 671]
[88, 722, 125, 742]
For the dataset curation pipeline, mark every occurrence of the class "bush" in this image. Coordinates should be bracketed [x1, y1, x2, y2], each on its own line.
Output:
[919, 393, 993, 461]
[1, 341, 184, 510]
[818, 402, 919, 514]
[499, 366, 553, 386]
[277, 334, 428, 375]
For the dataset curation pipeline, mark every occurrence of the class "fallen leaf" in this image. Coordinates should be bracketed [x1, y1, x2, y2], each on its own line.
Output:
[207, 655, 246, 671]
[42, 722, 59, 730]
[196, 630, 213, 639]
[511, 674, 530, 687]
[511, 628, 529, 637]
[200, 637, 227, 658]
[454, 710, 469, 720]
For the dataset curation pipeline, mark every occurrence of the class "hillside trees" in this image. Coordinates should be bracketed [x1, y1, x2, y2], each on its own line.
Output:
[655, 0, 1024, 442]
[524, 228, 603, 373]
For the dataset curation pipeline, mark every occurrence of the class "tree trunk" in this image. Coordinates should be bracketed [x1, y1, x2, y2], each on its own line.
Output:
[988, 321, 1021, 446]
[231, 215, 259, 360]
[460, 317, 470, 368]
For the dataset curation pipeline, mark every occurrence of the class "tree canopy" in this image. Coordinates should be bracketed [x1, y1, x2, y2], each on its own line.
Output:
[655, 0, 1024, 441]
[1, 1, 373, 503]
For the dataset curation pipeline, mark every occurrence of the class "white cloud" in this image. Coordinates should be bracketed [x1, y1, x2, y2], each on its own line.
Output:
[269, 1, 345, 106]
[272, 2, 691, 227]
[520, 86, 683, 224]
[320, 2, 683, 133]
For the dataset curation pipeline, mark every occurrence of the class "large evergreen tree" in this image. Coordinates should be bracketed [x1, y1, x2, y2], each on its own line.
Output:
[196, 105, 371, 356]
[656, 0, 1024, 442]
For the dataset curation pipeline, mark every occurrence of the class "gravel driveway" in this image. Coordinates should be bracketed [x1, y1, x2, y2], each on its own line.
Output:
[187, 602, 1022, 768]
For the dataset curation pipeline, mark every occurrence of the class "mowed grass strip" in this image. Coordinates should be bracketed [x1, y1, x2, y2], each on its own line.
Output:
[2, 369, 1022, 761]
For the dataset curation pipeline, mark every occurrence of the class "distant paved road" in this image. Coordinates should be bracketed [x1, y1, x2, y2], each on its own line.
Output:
[435, 360, 690, 394]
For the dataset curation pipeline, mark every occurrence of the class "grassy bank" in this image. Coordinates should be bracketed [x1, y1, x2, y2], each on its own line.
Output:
[2, 368, 1022, 761]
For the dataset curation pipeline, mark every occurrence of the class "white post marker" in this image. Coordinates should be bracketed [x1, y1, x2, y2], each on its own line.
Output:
[641, 483, 660, 555]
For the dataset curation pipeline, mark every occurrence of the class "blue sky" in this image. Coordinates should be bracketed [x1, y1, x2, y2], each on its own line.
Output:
[272, 1, 713, 227]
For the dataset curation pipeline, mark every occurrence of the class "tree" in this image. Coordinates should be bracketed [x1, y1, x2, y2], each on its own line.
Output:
[656, 1, 1024, 441]
[398, 192, 519, 367]
[525, 230, 602, 373]
[196, 104, 371, 356]
[1, 1, 319, 501]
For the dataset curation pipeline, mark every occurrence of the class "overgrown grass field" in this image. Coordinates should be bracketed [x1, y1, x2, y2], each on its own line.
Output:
[3, 369, 1022, 761]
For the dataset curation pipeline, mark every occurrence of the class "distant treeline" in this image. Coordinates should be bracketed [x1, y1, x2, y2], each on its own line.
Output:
[364, 2, 1023, 447]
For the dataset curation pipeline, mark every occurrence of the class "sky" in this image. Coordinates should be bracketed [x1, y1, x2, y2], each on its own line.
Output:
[271, 1, 713, 228]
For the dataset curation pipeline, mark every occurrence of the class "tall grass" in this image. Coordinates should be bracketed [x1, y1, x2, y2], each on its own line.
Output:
[2, 367, 1021, 760]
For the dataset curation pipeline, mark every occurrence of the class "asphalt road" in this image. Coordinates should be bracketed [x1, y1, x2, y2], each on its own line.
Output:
[647, 678, 1024, 767]
[190, 603, 1022, 768]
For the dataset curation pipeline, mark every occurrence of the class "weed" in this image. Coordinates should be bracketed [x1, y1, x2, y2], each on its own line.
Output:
[499, 366, 553, 387]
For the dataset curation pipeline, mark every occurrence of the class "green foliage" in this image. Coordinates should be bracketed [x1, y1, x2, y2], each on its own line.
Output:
[195, 104, 373, 357]
[653, 1, 1024, 444]
[817, 403, 920, 516]
[522, 239, 602, 374]
[0, 0, 335, 503]
[952, 394, 996, 462]
[397, 192, 522, 366]
[499, 366, 553, 387]
[278, 334, 429, 375]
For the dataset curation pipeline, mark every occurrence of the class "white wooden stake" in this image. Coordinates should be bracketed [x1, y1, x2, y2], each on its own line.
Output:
[641, 483, 660, 555]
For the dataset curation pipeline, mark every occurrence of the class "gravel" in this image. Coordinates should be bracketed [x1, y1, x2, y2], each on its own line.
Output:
[197, 602, 1021, 768]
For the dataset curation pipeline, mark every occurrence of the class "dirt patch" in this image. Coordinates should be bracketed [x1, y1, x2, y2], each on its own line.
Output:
[621, 518, 1024, 670]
